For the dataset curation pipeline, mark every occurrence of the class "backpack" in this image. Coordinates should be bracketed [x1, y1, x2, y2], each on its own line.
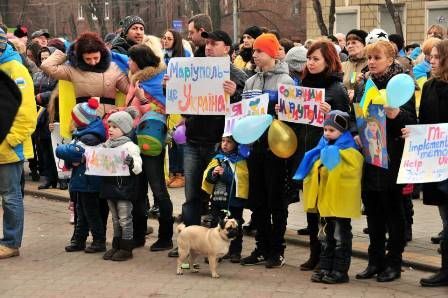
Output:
[136, 111, 167, 156]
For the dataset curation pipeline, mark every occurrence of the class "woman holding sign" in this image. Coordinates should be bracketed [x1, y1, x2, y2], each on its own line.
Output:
[294, 40, 350, 272]
[353, 40, 417, 282]
[415, 40, 448, 287]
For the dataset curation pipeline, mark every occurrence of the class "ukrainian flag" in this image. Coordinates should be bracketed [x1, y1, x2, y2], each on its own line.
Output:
[359, 78, 381, 116]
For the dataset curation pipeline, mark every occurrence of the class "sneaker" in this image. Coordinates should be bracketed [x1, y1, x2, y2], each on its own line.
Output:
[240, 249, 265, 266]
[0, 245, 19, 259]
[150, 239, 173, 251]
[265, 255, 285, 268]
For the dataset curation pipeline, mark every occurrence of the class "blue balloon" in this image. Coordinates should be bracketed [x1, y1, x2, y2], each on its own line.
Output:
[238, 144, 251, 158]
[232, 115, 273, 144]
[320, 145, 340, 170]
[386, 74, 415, 108]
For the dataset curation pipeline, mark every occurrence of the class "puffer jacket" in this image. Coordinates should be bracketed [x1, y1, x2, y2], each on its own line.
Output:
[242, 61, 294, 115]
[41, 46, 129, 102]
[0, 44, 37, 163]
[110, 35, 136, 55]
[56, 118, 106, 193]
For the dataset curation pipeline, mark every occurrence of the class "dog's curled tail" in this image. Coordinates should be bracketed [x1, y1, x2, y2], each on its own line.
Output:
[176, 223, 186, 234]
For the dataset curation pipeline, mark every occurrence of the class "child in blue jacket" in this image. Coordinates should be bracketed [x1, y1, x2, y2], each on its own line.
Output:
[56, 99, 107, 253]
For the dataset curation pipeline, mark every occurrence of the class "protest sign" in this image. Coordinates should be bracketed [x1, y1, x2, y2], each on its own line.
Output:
[166, 57, 230, 115]
[223, 94, 269, 136]
[277, 84, 325, 127]
[397, 123, 448, 184]
[84, 147, 130, 176]
[50, 122, 72, 179]
[354, 103, 388, 169]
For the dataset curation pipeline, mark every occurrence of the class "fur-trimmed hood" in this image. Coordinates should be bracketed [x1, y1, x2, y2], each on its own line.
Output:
[67, 42, 111, 73]
[129, 63, 166, 85]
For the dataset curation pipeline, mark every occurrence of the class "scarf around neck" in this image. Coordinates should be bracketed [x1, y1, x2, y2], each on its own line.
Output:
[104, 135, 132, 148]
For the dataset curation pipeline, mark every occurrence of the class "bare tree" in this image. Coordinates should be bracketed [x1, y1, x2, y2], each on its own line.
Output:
[69, 12, 78, 38]
[385, 0, 403, 37]
[210, 0, 221, 30]
[190, 0, 202, 15]
[0, 0, 10, 26]
[312, 0, 336, 36]
[82, 0, 108, 38]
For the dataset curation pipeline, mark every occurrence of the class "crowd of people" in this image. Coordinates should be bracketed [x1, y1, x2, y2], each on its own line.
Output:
[0, 14, 447, 288]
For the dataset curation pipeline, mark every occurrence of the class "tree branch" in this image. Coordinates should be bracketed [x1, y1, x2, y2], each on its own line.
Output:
[312, 0, 328, 36]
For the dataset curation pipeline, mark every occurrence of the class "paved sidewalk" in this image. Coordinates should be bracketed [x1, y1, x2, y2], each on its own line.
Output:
[1, 196, 447, 297]
[24, 175, 443, 272]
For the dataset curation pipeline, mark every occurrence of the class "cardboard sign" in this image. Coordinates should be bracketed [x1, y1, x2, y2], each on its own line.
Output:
[397, 123, 448, 184]
[354, 103, 388, 169]
[277, 84, 325, 127]
[223, 94, 269, 136]
[166, 57, 230, 115]
[84, 147, 130, 176]
[50, 122, 72, 179]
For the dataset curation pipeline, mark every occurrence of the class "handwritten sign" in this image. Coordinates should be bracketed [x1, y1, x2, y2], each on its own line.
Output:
[354, 103, 388, 169]
[223, 94, 269, 136]
[166, 57, 230, 115]
[397, 123, 448, 184]
[50, 122, 72, 179]
[84, 147, 130, 176]
[277, 84, 325, 127]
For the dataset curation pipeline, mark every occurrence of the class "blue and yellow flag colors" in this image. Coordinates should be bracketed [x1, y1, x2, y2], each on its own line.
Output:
[359, 78, 381, 116]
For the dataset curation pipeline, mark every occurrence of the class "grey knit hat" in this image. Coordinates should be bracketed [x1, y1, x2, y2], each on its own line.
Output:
[285, 46, 307, 72]
[323, 110, 350, 132]
[120, 16, 145, 36]
[108, 111, 134, 135]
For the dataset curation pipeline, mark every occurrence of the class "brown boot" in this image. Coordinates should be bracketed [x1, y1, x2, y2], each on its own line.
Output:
[166, 173, 175, 187]
[169, 174, 185, 188]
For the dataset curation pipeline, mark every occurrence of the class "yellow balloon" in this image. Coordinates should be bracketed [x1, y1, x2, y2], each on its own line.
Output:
[268, 120, 298, 158]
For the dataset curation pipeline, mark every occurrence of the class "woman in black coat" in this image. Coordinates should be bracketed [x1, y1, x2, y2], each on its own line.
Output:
[292, 40, 350, 272]
[417, 40, 448, 287]
[353, 41, 417, 283]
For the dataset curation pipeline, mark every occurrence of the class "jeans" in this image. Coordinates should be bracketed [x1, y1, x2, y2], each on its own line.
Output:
[182, 142, 217, 226]
[141, 152, 173, 240]
[108, 200, 133, 240]
[168, 143, 184, 174]
[0, 162, 24, 248]
[319, 217, 353, 273]
[72, 192, 105, 243]
[364, 187, 406, 270]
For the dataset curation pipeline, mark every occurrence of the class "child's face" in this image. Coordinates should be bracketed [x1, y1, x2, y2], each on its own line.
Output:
[367, 121, 379, 134]
[253, 49, 274, 68]
[221, 137, 236, 153]
[324, 125, 342, 141]
[108, 123, 124, 140]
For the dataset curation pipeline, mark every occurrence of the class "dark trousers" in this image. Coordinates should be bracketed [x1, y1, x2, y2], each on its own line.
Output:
[168, 143, 184, 174]
[364, 187, 406, 270]
[319, 217, 352, 273]
[182, 142, 216, 226]
[133, 172, 149, 242]
[248, 141, 288, 258]
[307, 212, 321, 254]
[210, 204, 244, 255]
[141, 152, 173, 240]
[72, 192, 105, 243]
[36, 137, 57, 182]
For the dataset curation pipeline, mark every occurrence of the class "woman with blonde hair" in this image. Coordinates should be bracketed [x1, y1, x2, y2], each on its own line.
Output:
[427, 24, 445, 40]
[353, 40, 417, 282]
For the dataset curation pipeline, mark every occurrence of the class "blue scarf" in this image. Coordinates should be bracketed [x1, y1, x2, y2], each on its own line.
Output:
[214, 148, 245, 164]
[0, 44, 22, 64]
[293, 131, 358, 180]
[139, 71, 166, 107]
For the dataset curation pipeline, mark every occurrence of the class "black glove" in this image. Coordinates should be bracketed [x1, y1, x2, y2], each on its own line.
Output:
[124, 154, 134, 170]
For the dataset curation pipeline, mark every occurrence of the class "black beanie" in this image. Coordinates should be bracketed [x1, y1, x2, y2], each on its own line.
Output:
[346, 29, 368, 46]
[120, 16, 145, 36]
[388, 34, 404, 51]
[243, 26, 262, 39]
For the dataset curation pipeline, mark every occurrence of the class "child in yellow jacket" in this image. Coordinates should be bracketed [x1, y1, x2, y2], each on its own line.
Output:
[294, 110, 363, 284]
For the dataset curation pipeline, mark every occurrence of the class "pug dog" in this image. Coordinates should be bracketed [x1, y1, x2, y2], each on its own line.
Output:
[176, 217, 239, 278]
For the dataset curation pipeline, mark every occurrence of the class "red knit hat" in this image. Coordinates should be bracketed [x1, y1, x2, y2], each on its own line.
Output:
[253, 33, 280, 58]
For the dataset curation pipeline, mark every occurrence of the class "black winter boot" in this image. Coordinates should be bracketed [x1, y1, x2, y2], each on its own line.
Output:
[103, 237, 120, 260]
[65, 240, 86, 252]
[112, 239, 133, 261]
[300, 240, 320, 271]
[85, 239, 106, 253]
[420, 241, 448, 287]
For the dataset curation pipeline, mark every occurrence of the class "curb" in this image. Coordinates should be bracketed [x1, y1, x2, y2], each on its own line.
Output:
[26, 189, 439, 273]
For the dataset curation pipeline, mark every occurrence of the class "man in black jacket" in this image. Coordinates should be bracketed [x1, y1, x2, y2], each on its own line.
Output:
[168, 30, 248, 258]
[111, 16, 145, 55]
[187, 14, 212, 57]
